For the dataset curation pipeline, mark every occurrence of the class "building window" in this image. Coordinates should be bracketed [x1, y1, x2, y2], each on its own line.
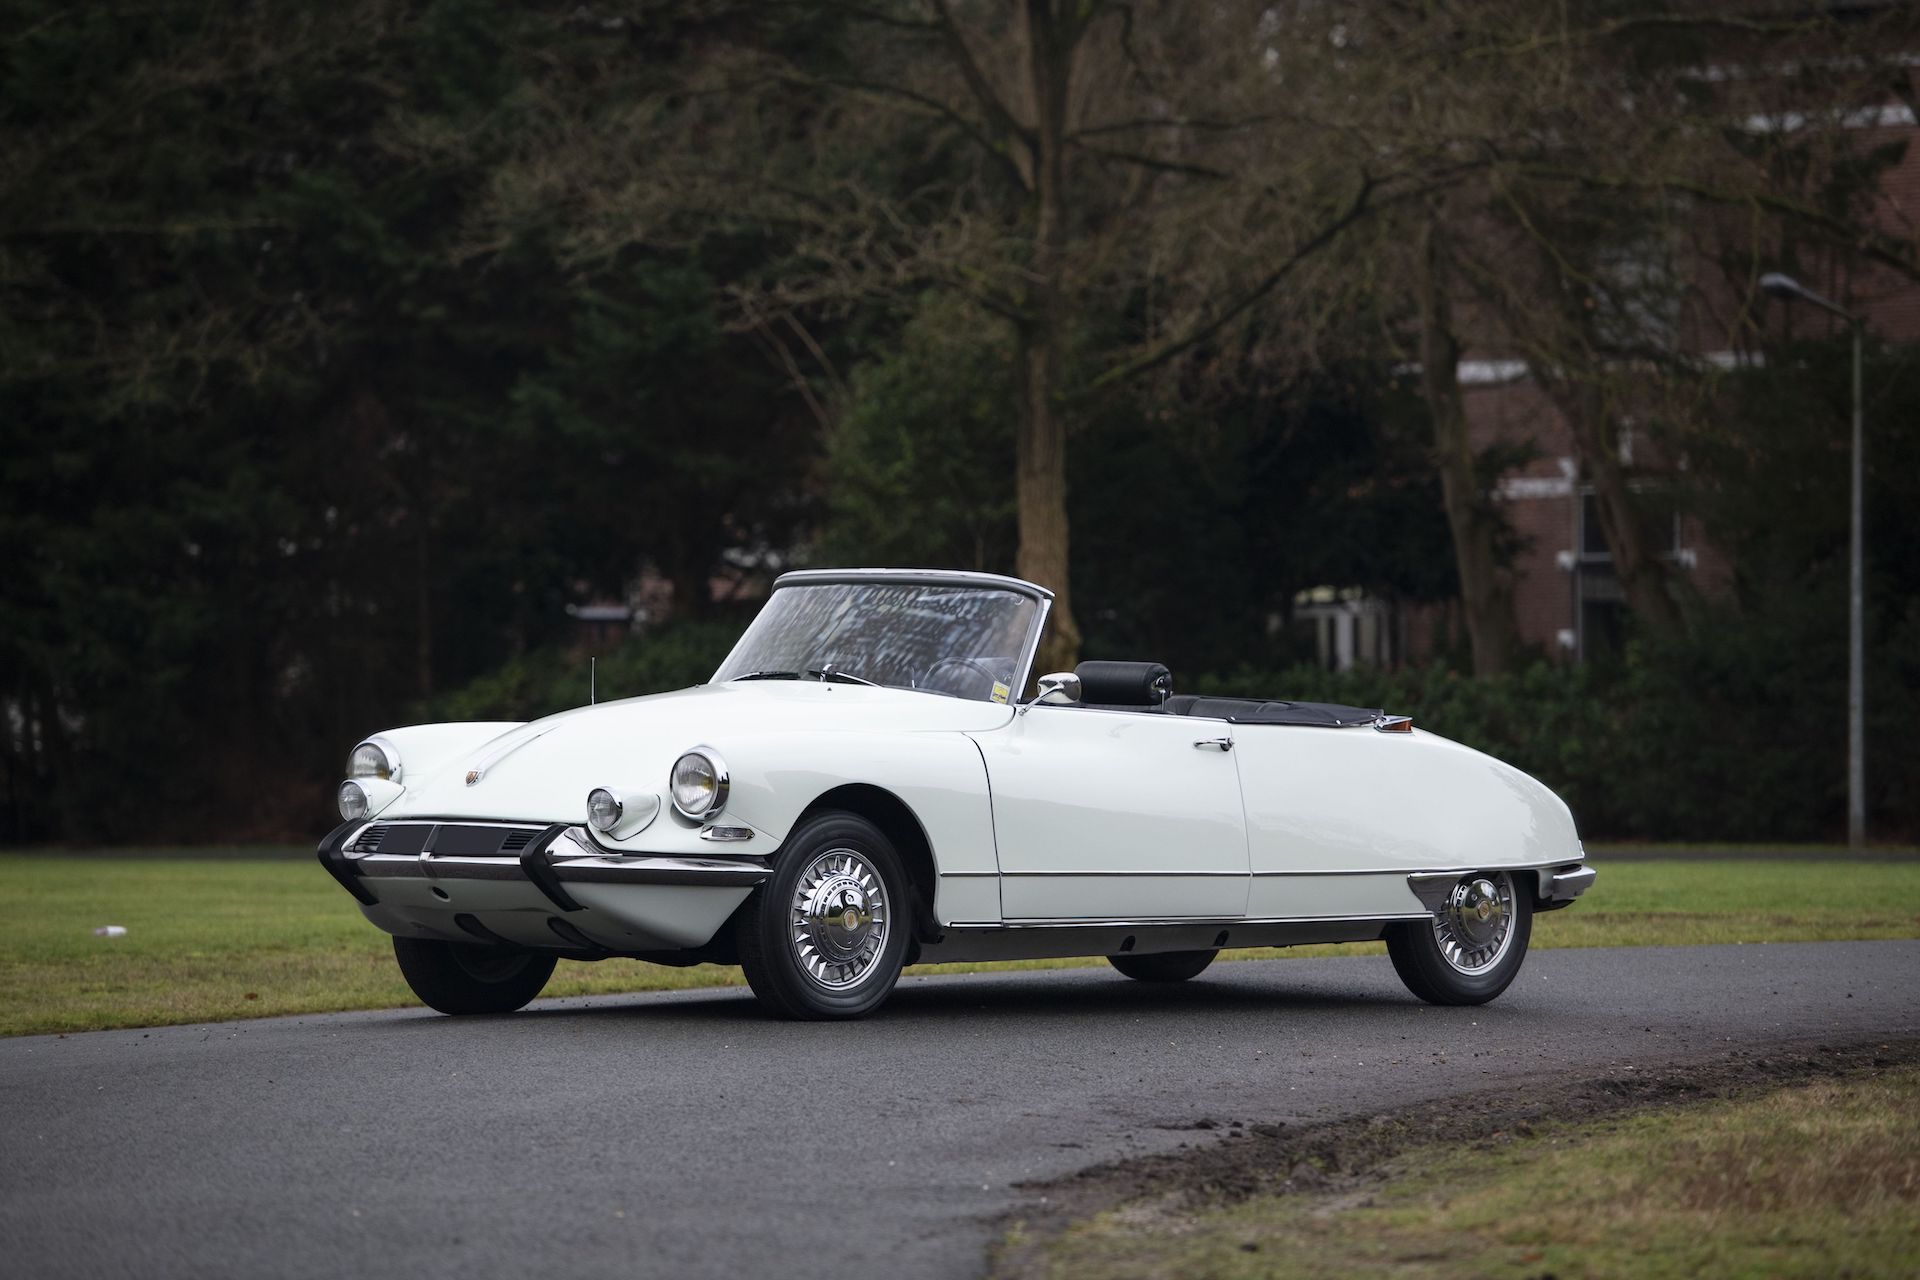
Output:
[1292, 587, 1396, 671]
[1573, 488, 1688, 662]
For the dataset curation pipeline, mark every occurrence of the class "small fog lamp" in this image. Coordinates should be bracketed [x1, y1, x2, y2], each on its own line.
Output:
[586, 787, 623, 833]
[338, 781, 370, 822]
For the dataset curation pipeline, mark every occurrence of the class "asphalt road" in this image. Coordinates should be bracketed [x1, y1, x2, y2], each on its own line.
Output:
[4, 940, 1917, 1280]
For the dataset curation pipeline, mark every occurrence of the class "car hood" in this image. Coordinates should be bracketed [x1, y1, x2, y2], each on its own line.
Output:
[381, 680, 1016, 826]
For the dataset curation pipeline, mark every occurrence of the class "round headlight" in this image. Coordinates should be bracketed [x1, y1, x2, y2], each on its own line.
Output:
[338, 781, 370, 822]
[586, 787, 623, 833]
[349, 738, 400, 783]
[669, 749, 729, 821]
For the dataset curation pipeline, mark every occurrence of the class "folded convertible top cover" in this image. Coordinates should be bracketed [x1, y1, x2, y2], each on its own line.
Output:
[1161, 695, 1382, 726]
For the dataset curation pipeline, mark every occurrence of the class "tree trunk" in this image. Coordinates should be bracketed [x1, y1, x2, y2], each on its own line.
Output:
[415, 506, 434, 700]
[1416, 222, 1517, 676]
[1015, 320, 1079, 676]
[1016, 0, 1081, 679]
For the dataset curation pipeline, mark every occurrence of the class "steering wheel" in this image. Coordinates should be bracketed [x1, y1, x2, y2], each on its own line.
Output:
[918, 657, 1005, 699]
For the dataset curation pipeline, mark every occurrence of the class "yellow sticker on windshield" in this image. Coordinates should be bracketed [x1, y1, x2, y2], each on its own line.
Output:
[991, 681, 1010, 704]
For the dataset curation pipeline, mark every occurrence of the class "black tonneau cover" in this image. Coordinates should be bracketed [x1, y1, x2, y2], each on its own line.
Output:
[1161, 694, 1382, 726]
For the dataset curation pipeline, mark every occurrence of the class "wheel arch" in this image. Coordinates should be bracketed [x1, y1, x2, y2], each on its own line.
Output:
[792, 783, 942, 945]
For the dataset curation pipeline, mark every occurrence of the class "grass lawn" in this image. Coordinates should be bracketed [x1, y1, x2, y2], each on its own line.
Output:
[1018, 1064, 1920, 1279]
[2, 854, 1917, 1037]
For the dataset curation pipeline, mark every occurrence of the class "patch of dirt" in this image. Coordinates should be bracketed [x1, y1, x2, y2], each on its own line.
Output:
[987, 1037, 1920, 1279]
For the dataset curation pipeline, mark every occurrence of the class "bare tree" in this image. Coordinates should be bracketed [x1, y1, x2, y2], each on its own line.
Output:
[1337, 0, 1920, 666]
[474, 0, 1920, 675]
[476, 1, 1470, 671]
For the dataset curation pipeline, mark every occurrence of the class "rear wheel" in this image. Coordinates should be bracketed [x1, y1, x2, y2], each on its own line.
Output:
[735, 811, 911, 1020]
[1385, 870, 1532, 1006]
[1107, 949, 1219, 983]
[393, 937, 557, 1015]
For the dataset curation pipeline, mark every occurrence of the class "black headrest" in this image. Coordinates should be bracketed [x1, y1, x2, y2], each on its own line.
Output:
[1075, 660, 1172, 706]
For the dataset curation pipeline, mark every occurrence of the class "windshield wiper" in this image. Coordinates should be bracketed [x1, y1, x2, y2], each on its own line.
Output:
[735, 667, 879, 687]
[808, 666, 878, 687]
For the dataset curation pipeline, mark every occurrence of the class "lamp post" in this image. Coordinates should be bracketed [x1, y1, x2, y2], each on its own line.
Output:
[1760, 271, 1865, 849]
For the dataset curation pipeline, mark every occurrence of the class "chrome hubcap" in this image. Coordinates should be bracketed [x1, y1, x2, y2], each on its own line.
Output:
[1432, 873, 1515, 975]
[791, 849, 889, 990]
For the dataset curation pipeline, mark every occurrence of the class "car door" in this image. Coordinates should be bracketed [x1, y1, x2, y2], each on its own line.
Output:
[968, 704, 1250, 920]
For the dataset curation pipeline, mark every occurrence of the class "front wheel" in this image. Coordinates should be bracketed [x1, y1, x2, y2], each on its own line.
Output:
[393, 937, 557, 1015]
[1108, 949, 1219, 983]
[1385, 870, 1532, 1006]
[735, 811, 912, 1020]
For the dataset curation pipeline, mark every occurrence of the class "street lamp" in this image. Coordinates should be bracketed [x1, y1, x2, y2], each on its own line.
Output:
[1759, 271, 1866, 849]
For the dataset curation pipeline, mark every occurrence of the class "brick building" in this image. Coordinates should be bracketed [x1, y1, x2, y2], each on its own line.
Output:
[1299, 64, 1920, 671]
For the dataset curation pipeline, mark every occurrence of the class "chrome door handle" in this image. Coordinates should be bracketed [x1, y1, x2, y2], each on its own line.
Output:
[1193, 737, 1233, 752]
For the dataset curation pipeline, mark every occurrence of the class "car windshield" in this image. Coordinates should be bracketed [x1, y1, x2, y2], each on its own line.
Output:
[713, 581, 1040, 703]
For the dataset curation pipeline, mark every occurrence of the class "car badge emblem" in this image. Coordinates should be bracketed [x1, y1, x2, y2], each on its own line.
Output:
[465, 769, 482, 786]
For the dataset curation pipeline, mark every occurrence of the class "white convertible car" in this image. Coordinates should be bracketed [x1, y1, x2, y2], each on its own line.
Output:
[319, 568, 1593, 1019]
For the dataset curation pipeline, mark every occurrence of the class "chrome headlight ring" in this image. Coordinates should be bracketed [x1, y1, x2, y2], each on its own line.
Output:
[349, 735, 402, 785]
[669, 747, 730, 822]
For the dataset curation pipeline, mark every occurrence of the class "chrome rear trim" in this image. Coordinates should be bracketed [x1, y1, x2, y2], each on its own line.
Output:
[1543, 864, 1597, 901]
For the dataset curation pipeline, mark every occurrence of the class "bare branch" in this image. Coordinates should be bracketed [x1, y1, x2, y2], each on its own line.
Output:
[926, 0, 1033, 151]
[1079, 172, 1382, 398]
[1067, 140, 1231, 182]
[1517, 165, 1920, 283]
[765, 1, 940, 34]
[1468, 12, 1820, 61]
[1070, 114, 1281, 140]
[804, 72, 1030, 191]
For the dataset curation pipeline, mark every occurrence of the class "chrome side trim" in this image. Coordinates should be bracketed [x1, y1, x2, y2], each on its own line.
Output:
[997, 868, 1247, 877]
[947, 912, 1430, 929]
[991, 867, 1564, 880]
[1257, 867, 1463, 877]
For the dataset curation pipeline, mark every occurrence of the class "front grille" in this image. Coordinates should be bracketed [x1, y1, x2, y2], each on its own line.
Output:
[350, 821, 549, 857]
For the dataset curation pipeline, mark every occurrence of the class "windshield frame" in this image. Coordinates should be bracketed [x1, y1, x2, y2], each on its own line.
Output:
[712, 569, 1055, 703]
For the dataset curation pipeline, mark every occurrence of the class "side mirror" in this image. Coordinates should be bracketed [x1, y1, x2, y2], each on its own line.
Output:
[1035, 672, 1081, 705]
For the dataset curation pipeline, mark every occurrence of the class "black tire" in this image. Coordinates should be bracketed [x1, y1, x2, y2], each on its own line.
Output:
[1107, 949, 1219, 983]
[1385, 870, 1533, 1006]
[735, 811, 912, 1020]
[392, 936, 558, 1015]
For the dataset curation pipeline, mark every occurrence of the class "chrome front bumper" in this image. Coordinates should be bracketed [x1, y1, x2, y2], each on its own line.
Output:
[316, 820, 770, 952]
